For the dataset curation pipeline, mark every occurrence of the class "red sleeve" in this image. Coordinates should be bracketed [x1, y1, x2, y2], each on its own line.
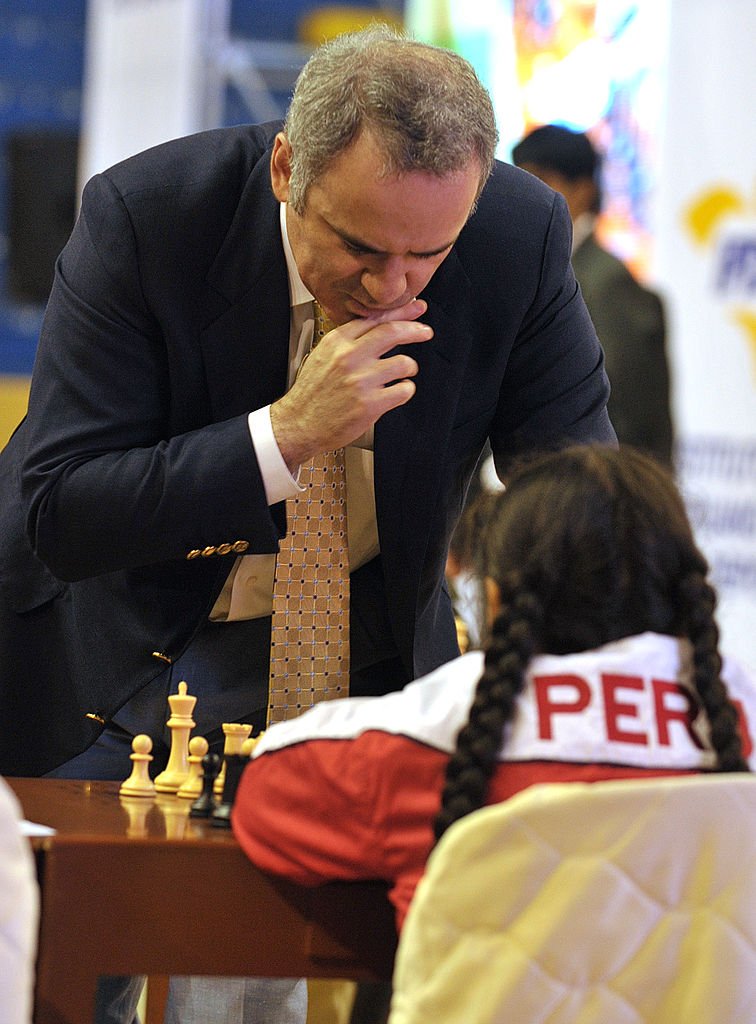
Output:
[231, 732, 444, 889]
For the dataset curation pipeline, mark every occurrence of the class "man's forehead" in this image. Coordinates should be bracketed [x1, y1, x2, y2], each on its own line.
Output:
[309, 151, 479, 256]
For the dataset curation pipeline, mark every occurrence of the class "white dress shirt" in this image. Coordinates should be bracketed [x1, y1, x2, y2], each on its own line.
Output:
[210, 204, 379, 621]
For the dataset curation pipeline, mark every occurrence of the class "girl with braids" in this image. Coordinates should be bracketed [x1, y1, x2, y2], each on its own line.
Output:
[232, 445, 755, 930]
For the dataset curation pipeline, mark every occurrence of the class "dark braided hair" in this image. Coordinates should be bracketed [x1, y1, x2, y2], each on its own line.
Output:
[434, 445, 748, 842]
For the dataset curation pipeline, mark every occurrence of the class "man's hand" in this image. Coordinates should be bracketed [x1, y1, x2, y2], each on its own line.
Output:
[271, 298, 432, 471]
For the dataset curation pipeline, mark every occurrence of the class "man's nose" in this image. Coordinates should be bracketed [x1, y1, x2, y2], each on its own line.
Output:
[360, 260, 408, 307]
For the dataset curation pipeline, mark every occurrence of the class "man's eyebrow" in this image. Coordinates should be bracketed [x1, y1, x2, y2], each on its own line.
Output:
[336, 226, 456, 258]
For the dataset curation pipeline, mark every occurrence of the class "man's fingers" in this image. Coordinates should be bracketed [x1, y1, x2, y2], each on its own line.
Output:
[346, 317, 434, 356]
[373, 377, 417, 414]
[374, 352, 420, 385]
[373, 298, 428, 324]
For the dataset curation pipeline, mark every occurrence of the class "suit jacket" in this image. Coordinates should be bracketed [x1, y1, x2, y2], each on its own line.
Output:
[0, 123, 614, 775]
[572, 233, 674, 464]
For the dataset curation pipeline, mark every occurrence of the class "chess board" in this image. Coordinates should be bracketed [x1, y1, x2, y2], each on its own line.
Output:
[10, 777, 397, 1024]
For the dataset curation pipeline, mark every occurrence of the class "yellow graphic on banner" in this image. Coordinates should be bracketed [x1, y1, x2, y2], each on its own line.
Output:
[733, 309, 756, 373]
[683, 184, 756, 381]
[684, 186, 747, 246]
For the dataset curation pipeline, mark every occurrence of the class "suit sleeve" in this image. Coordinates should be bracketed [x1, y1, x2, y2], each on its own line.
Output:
[487, 191, 617, 473]
[20, 172, 279, 581]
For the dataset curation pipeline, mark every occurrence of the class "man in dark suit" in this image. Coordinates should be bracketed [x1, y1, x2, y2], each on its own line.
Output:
[0, 26, 614, 1023]
[512, 124, 674, 466]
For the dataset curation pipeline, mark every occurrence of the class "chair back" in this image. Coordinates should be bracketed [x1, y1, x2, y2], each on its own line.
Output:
[389, 774, 756, 1024]
[0, 776, 39, 1024]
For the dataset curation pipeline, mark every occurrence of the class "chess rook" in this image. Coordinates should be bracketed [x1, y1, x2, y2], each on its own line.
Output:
[214, 722, 253, 796]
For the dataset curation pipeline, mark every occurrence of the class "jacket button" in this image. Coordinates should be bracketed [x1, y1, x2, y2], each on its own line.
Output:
[232, 540, 250, 553]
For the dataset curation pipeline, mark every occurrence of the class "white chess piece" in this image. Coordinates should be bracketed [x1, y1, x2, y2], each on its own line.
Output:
[177, 735, 210, 799]
[214, 723, 253, 795]
[119, 734, 156, 797]
[241, 733, 264, 758]
[154, 681, 197, 793]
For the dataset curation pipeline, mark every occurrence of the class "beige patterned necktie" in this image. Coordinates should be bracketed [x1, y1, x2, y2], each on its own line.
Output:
[267, 303, 350, 724]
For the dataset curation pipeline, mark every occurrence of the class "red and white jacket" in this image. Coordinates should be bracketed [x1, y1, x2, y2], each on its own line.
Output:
[231, 633, 756, 929]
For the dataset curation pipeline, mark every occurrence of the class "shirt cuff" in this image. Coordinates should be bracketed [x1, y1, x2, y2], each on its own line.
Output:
[248, 406, 304, 505]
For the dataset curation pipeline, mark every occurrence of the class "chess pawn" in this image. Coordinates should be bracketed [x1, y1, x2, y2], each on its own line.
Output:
[241, 732, 264, 758]
[177, 736, 210, 800]
[154, 681, 197, 793]
[190, 752, 221, 818]
[120, 734, 156, 797]
[214, 723, 253, 795]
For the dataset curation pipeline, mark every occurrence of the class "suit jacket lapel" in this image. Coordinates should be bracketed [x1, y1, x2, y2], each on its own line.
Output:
[200, 155, 290, 421]
[375, 252, 475, 625]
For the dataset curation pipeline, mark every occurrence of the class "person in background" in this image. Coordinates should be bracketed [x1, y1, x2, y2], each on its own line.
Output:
[232, 445, 753, 935]
[0, 777, 38, 1024]
[512, 125, 674, 467]
[445, 489, 500, 652]
[0, 25, 615, 1024]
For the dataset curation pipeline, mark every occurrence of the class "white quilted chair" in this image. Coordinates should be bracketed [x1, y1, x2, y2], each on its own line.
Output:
[389, 775, 756, 1024]
[0, 777, 39, 1024]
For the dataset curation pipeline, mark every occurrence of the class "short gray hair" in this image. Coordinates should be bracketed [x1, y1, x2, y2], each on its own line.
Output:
[284, 24, 499, 213]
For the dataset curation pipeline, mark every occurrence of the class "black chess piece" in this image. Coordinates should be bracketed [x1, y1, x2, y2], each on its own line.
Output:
[189, 751, 221, 818]
[211, 753, 250, 828]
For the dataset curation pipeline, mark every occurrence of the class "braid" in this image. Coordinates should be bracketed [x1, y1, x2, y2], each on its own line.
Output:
[433, 584, 542, 843]
[433, 445, 751, 850]
[678, 569, 749, 772]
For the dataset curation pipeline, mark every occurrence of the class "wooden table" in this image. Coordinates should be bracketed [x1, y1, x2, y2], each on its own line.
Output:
[9, 778, 397, 1024]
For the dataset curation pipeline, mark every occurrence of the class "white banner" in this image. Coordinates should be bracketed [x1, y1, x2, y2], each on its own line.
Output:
[654, 0, 756, 670]
[79, 0, 230, 189]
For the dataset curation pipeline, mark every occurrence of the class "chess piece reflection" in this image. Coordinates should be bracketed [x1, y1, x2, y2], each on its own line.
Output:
[119, 734, 156, 797]
[155, 792, 191, 839]
[154, 680, 197, 793]
[120, 796, 155, 838]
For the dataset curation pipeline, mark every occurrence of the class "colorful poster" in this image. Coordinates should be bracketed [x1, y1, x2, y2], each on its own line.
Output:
[406, 1, 668, 275]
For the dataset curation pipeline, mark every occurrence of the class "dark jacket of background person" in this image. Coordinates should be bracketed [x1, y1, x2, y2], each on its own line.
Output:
[512, 123, 674, 466]
[572, 233, 672, 463]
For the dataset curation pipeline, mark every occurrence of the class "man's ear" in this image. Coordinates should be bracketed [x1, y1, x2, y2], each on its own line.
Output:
[270, 133, 293, 202]
[484, 577, 501, 626]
